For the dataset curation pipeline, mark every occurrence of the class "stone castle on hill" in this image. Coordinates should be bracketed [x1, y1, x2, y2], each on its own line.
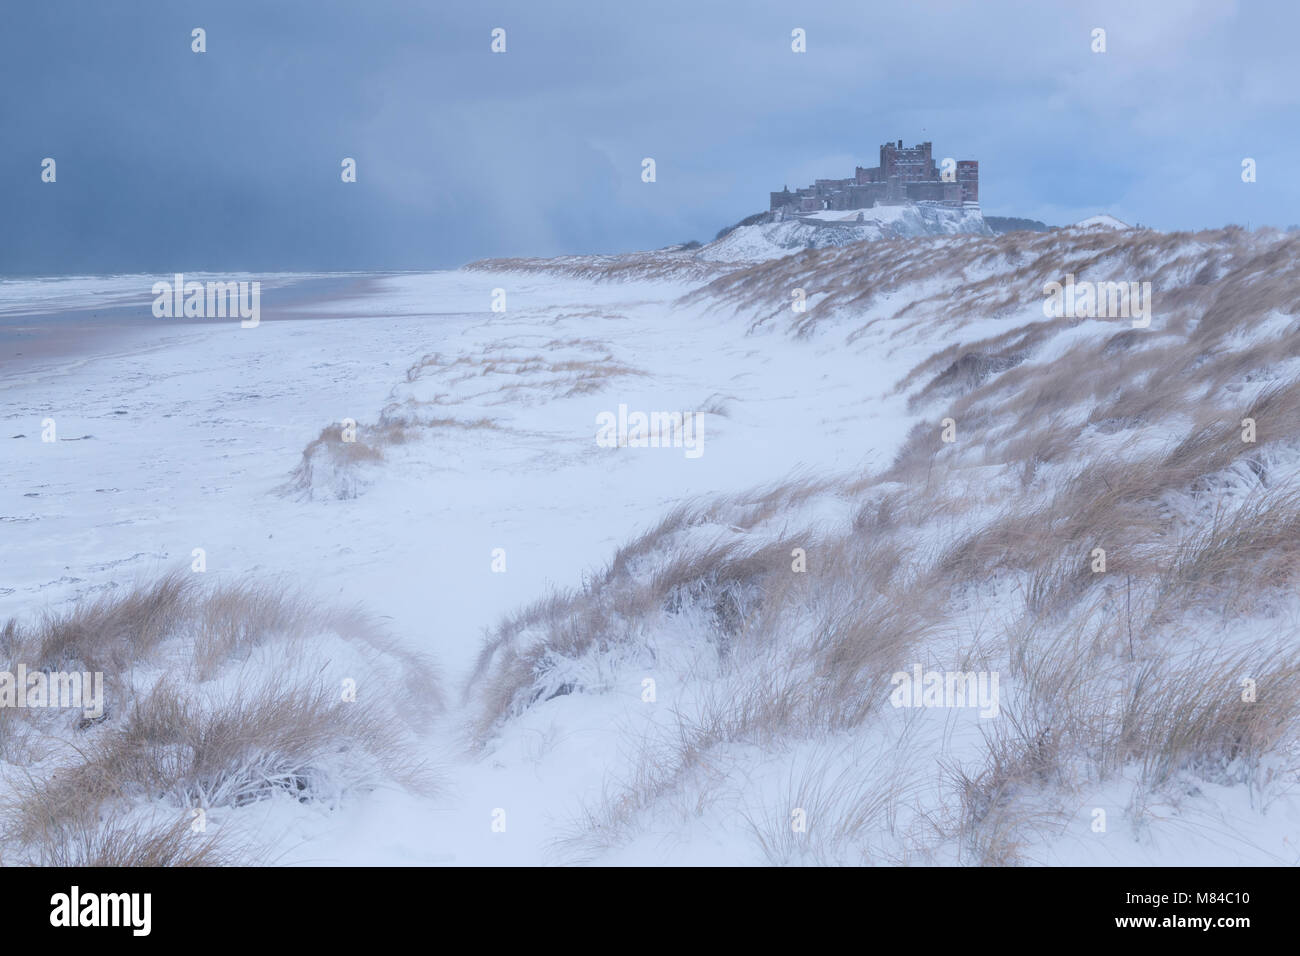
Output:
[770, 140, 979, 214]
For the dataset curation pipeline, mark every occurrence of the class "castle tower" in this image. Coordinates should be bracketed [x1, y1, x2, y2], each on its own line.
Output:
[956, 161, 978, 203]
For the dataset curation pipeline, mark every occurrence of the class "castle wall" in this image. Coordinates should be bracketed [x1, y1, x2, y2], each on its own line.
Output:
[774, 141, 976, 213]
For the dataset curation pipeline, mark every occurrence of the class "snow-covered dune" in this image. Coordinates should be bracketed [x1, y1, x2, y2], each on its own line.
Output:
[3, 224, 1298, 865]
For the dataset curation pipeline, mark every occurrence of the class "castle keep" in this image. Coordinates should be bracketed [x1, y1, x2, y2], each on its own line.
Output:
[770, 140, 979, 214]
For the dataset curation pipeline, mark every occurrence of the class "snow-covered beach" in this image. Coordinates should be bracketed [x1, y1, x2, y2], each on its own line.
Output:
[5, 223, 1299, 866]
[2, 264, 917, 863]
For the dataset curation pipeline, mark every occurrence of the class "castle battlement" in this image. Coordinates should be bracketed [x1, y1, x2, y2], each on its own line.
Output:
[771, 140, 978, 214]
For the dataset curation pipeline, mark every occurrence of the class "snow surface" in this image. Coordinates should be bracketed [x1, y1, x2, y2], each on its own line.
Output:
[2, 237, 1297, 865]
[1073, 214, 1132, 230]
[0, 271, 926, 863]
[700, 205, 990, 263]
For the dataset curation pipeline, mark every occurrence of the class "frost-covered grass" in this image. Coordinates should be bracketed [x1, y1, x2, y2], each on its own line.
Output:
[0, 574, 441, 865]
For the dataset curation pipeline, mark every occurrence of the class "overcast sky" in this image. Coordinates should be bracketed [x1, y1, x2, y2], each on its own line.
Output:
[2, 0, 1296, 273]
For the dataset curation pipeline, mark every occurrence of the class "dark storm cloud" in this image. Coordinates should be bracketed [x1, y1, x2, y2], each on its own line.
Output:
[2, 0, 1296, 273]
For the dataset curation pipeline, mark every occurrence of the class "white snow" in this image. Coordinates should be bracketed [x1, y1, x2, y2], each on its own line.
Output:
[700, 204, 990, 263]
[3, 228, 1298, 866]
[1073, 214, 1133, 230]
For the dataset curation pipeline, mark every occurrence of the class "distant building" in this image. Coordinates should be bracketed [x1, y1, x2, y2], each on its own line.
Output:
[773, 139, 979, 213]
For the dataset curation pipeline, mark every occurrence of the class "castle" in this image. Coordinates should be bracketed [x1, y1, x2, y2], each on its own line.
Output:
[770, 140, 978, 214]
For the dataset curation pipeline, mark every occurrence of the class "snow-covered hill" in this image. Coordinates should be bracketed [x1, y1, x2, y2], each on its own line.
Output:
[466, 204, 991, 278]
[1073, 213, 1132, 230]
[700, 204, 991, 263]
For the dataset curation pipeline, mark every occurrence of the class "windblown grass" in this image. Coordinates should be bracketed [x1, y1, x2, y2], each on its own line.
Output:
[465, 225, 1300, 864]
[0, 573, 441, 865]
